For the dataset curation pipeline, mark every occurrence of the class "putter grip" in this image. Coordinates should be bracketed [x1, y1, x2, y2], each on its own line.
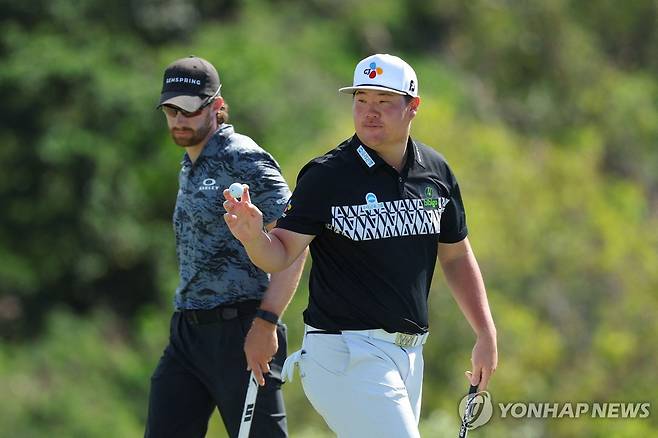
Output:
[457, 384, 480, 438]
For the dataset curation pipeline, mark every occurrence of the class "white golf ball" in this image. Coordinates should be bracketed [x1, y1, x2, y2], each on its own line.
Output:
[228, 182, 244, 199]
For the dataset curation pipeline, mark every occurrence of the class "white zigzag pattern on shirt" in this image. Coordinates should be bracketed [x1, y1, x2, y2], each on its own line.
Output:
[329, 198, 447, 241]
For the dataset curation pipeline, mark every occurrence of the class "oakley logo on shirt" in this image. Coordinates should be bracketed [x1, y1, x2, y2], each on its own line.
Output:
[198, 178, 220, 191]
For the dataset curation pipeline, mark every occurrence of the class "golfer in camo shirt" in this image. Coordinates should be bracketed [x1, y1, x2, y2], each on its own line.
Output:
[145, 56, 306, 438]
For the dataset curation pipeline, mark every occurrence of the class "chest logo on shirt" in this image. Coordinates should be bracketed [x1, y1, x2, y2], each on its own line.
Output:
[357, 145, 376, 168]
[363, 192, 383, 211]
[199, 178, 220, 191]
[423, 186, 445, 210]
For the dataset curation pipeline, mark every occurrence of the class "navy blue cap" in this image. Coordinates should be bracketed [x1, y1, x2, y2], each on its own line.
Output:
[158, 56, 221, 112]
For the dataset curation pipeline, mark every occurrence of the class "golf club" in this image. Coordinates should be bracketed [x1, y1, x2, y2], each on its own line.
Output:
[458, 384, 479, 438]
[237, 371, 259, 438]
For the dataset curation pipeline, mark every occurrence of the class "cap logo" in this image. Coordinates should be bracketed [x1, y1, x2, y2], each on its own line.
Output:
[166, 77, 202, 85]
[409, 80, 415, 93]
[363, 62, 383, 79]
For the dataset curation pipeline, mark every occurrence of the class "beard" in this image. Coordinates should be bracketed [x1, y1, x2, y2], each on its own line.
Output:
[169, 113, 214, 147]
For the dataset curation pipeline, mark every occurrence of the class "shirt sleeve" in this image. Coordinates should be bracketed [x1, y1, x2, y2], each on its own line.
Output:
[240, 152, 292, 226]
[438, 163, 469, 243]
[275, 162, 331, 236]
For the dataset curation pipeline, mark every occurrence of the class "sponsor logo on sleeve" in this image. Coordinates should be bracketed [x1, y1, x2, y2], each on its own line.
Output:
[281, 201, 293, 217]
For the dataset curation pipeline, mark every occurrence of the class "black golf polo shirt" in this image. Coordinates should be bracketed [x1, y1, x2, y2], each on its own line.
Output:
[276, 135, 468, 334]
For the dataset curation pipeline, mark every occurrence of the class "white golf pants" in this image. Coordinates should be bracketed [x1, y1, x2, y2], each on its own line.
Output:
[284, 325, 424, 438]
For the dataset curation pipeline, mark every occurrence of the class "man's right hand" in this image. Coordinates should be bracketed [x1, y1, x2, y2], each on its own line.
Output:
[244, 317, 278, 386]
[223, 185, 265, 244]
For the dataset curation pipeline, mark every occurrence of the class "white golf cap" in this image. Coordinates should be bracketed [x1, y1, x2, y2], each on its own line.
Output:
[339, 54, 418, 97]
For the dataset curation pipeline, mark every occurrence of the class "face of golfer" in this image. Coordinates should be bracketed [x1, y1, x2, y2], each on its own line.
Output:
[352, 90, 419, 150]
[162, 98, 222, 148]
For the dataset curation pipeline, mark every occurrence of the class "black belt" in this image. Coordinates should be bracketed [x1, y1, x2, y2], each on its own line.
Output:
[306, 329, 341, 335]
[180, 300, 259, 325]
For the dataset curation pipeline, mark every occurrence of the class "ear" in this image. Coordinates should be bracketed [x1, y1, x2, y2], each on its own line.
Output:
[408, 96, 421, 118]
[212, 97, 225, 110]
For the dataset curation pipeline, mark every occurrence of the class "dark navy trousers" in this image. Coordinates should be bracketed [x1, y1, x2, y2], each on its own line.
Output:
[145, 310, 288, 438]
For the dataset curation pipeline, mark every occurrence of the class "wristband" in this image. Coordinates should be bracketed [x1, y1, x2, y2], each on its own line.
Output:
[254, 308, 279, 325]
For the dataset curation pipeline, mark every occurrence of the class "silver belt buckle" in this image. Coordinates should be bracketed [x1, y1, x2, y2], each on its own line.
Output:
[395, 332, 418, 347]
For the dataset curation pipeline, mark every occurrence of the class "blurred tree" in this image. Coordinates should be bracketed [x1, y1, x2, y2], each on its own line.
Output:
[0, 5, 173, 338]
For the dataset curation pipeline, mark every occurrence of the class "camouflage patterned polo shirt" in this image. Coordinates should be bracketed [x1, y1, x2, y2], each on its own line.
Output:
[173, 124, 291, 310]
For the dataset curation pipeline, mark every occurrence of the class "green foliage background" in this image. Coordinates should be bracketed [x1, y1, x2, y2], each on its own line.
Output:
[1, 0, 657, 436]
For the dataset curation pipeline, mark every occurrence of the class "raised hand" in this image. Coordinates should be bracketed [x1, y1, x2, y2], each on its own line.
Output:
[223, 185, 265, 244]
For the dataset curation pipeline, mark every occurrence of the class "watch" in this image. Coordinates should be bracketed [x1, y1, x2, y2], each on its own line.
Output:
[254, 308, 279, 325]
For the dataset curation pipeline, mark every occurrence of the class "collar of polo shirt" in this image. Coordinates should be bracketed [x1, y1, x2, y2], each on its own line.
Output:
[350, 135, 426, 173]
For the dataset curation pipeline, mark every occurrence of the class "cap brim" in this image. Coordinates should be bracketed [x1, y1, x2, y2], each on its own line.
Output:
[338, 85, 409, 96]
[156, 93, 206, 112]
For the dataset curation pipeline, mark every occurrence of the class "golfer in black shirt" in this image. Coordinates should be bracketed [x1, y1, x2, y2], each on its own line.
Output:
[223, 54, 497, 437]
